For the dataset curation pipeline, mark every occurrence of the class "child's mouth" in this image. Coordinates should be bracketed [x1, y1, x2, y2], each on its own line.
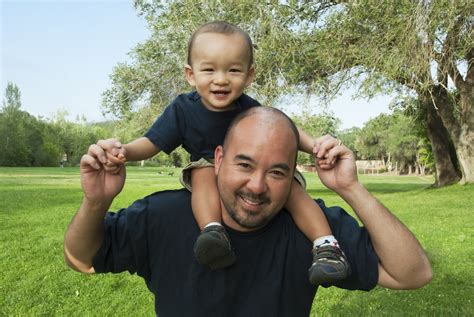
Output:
[212, 90, 230, 97]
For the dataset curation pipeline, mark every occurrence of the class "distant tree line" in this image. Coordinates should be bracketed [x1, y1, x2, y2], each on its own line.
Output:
[0, 82, 189, 167]
[1, 82, 434, 173]
[0, 83, 108, 166]
[292, 109, 434, 175]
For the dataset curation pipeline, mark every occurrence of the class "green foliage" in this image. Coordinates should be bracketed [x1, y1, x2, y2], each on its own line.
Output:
[0, 83, 115, 167]
[100, 0, 472, 182]
[1, 167, 473, 315]
[353, 110, 434, 174]
[102, 1, 345, 120]
[338, 127, 361, 158]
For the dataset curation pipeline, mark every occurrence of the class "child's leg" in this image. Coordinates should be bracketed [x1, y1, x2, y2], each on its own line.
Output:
[285, 179, 350, 285]
[285, 179, 331, 241]
[191, 166, 236, 270]
[191, 166, 222, 230]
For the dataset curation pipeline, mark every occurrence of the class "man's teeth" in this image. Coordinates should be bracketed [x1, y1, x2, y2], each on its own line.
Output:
[242, 197, 262, 205]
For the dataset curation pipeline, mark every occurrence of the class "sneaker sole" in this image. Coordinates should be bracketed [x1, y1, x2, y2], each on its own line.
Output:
[194, 234, 236, 270]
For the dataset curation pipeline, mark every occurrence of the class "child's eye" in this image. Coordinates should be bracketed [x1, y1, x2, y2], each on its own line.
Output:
[230, 69, 242, 73]
[202, 68, 213, 72]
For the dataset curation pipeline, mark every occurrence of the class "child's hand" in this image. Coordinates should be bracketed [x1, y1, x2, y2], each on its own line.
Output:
[96, 138, 127, 174]
[312, 136, 337, 169]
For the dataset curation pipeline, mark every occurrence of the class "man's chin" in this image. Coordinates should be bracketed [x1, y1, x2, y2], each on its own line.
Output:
[231, 210, 272, 230]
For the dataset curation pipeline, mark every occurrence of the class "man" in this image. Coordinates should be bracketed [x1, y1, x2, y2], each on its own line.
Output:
[64, 107, 432, 316]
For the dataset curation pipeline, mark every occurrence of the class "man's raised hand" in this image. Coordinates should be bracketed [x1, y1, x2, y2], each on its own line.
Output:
[80, 142, 126, 206]
[312, 134, 358, 192]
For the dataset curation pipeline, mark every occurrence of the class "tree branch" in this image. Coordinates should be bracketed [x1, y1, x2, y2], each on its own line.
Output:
[439, 14, 467, 91]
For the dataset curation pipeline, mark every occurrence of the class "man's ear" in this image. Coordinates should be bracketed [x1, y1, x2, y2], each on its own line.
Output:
[245, 66, 255, 87]
[185, 64, 196, 86]
[214, 145, 224, 176]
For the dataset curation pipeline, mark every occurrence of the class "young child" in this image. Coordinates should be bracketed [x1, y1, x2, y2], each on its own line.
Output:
[105, 21, 350, 285]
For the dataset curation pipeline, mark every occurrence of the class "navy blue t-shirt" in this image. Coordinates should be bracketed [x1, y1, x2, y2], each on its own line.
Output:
[93, 189, 379, 316]
[145, 92, 261, 162]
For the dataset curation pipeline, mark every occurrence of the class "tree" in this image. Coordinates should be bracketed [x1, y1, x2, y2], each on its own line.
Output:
[103, 1, 473, 185]
[355, 111, 431, 175]
[0, 82, 30, 166]
[280, 1, 472, 185]
[338, 127, 361, 159]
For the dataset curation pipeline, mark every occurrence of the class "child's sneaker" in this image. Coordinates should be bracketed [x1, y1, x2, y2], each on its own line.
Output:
[308, 244, 351, 285]
[194, 225, 236, 270]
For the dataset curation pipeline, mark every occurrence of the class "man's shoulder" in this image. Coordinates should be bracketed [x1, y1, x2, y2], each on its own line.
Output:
[144, 188, 191, 210]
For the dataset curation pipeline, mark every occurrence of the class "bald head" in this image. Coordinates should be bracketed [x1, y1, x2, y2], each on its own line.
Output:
[224, 107, 300, 159]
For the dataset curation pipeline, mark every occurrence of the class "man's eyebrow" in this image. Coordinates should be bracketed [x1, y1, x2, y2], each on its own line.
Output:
[234, 154, 254, 163]
[234, 154, 290, 172]
[272, 163, 291, 172]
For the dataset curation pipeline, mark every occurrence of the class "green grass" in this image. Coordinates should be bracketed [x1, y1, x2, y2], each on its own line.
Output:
[1, 167, 473, 316]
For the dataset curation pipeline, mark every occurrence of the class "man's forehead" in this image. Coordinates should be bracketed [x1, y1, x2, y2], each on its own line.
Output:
[226, 114, 298, 159]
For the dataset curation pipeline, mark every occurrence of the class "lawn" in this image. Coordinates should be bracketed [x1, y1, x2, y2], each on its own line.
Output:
[0, 167, 473, 316]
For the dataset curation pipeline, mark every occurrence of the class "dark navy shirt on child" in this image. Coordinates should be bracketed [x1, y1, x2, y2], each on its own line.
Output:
[145, 91, 261, 162]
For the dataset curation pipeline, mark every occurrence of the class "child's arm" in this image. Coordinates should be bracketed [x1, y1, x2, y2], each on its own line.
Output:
[122, 137, 160, 161]
[297, 127, 315, 154]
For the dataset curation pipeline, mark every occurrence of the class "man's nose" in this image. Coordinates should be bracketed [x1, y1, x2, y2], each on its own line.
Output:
[246, 172, 267, 194]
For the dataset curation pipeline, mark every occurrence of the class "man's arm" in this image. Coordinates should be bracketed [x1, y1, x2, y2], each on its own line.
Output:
[64, 143, 126, 273]
[338, 182, 432, 289]
[314, 135, 432, 289]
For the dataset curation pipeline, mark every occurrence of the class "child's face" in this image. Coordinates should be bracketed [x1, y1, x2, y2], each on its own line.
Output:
[185, 32, 255, 112]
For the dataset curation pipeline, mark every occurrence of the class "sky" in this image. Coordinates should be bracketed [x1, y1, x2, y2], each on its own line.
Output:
[1, 0, 393, 129]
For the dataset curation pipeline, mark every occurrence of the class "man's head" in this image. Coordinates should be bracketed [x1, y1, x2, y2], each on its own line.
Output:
[214, 107, 300, 232]
[184, 21, 255, 112]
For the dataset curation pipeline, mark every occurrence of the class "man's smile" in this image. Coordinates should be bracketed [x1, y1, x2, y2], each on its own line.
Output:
[238, 192, 269, 211]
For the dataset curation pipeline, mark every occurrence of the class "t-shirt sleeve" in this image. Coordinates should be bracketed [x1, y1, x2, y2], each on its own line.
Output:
[144, 102, 183, 154]
[316, 199, 379, 291]
[92, 198, 151, 280]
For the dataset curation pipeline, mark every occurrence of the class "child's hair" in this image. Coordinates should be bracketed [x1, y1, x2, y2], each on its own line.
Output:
[187, 21, 254, 67]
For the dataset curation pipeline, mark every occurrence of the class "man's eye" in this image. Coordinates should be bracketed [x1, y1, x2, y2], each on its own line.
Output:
[237, 163, 251, 169]
[270, 170, 285, 177]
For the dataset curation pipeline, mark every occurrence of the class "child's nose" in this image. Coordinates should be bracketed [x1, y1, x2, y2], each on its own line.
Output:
[213, 72, 228, 85]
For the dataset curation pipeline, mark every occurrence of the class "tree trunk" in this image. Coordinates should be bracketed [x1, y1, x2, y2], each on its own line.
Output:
[423, 94, 461, 186]
[430, 85, 474, 184]
[454, 91, 474, 183]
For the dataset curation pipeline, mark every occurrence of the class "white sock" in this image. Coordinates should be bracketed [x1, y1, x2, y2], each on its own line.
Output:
[204, 222, 222, 229]
[313, 235, 339, 249]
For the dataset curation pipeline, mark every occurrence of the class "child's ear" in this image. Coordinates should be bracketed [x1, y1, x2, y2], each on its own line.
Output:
[245, 66, 255, 87]
[185, 64, 196, 86]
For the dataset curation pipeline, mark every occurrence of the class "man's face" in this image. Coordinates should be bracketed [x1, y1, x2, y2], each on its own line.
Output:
[185, 32, 255, 112]
[214, 115, 297, 231]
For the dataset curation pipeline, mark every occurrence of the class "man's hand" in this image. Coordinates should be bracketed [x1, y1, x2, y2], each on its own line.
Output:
[80, 142, 126, 206]
[313, 135, 358, 192]
[95, 138, 127, 174]
[65, 140, 127, 273]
